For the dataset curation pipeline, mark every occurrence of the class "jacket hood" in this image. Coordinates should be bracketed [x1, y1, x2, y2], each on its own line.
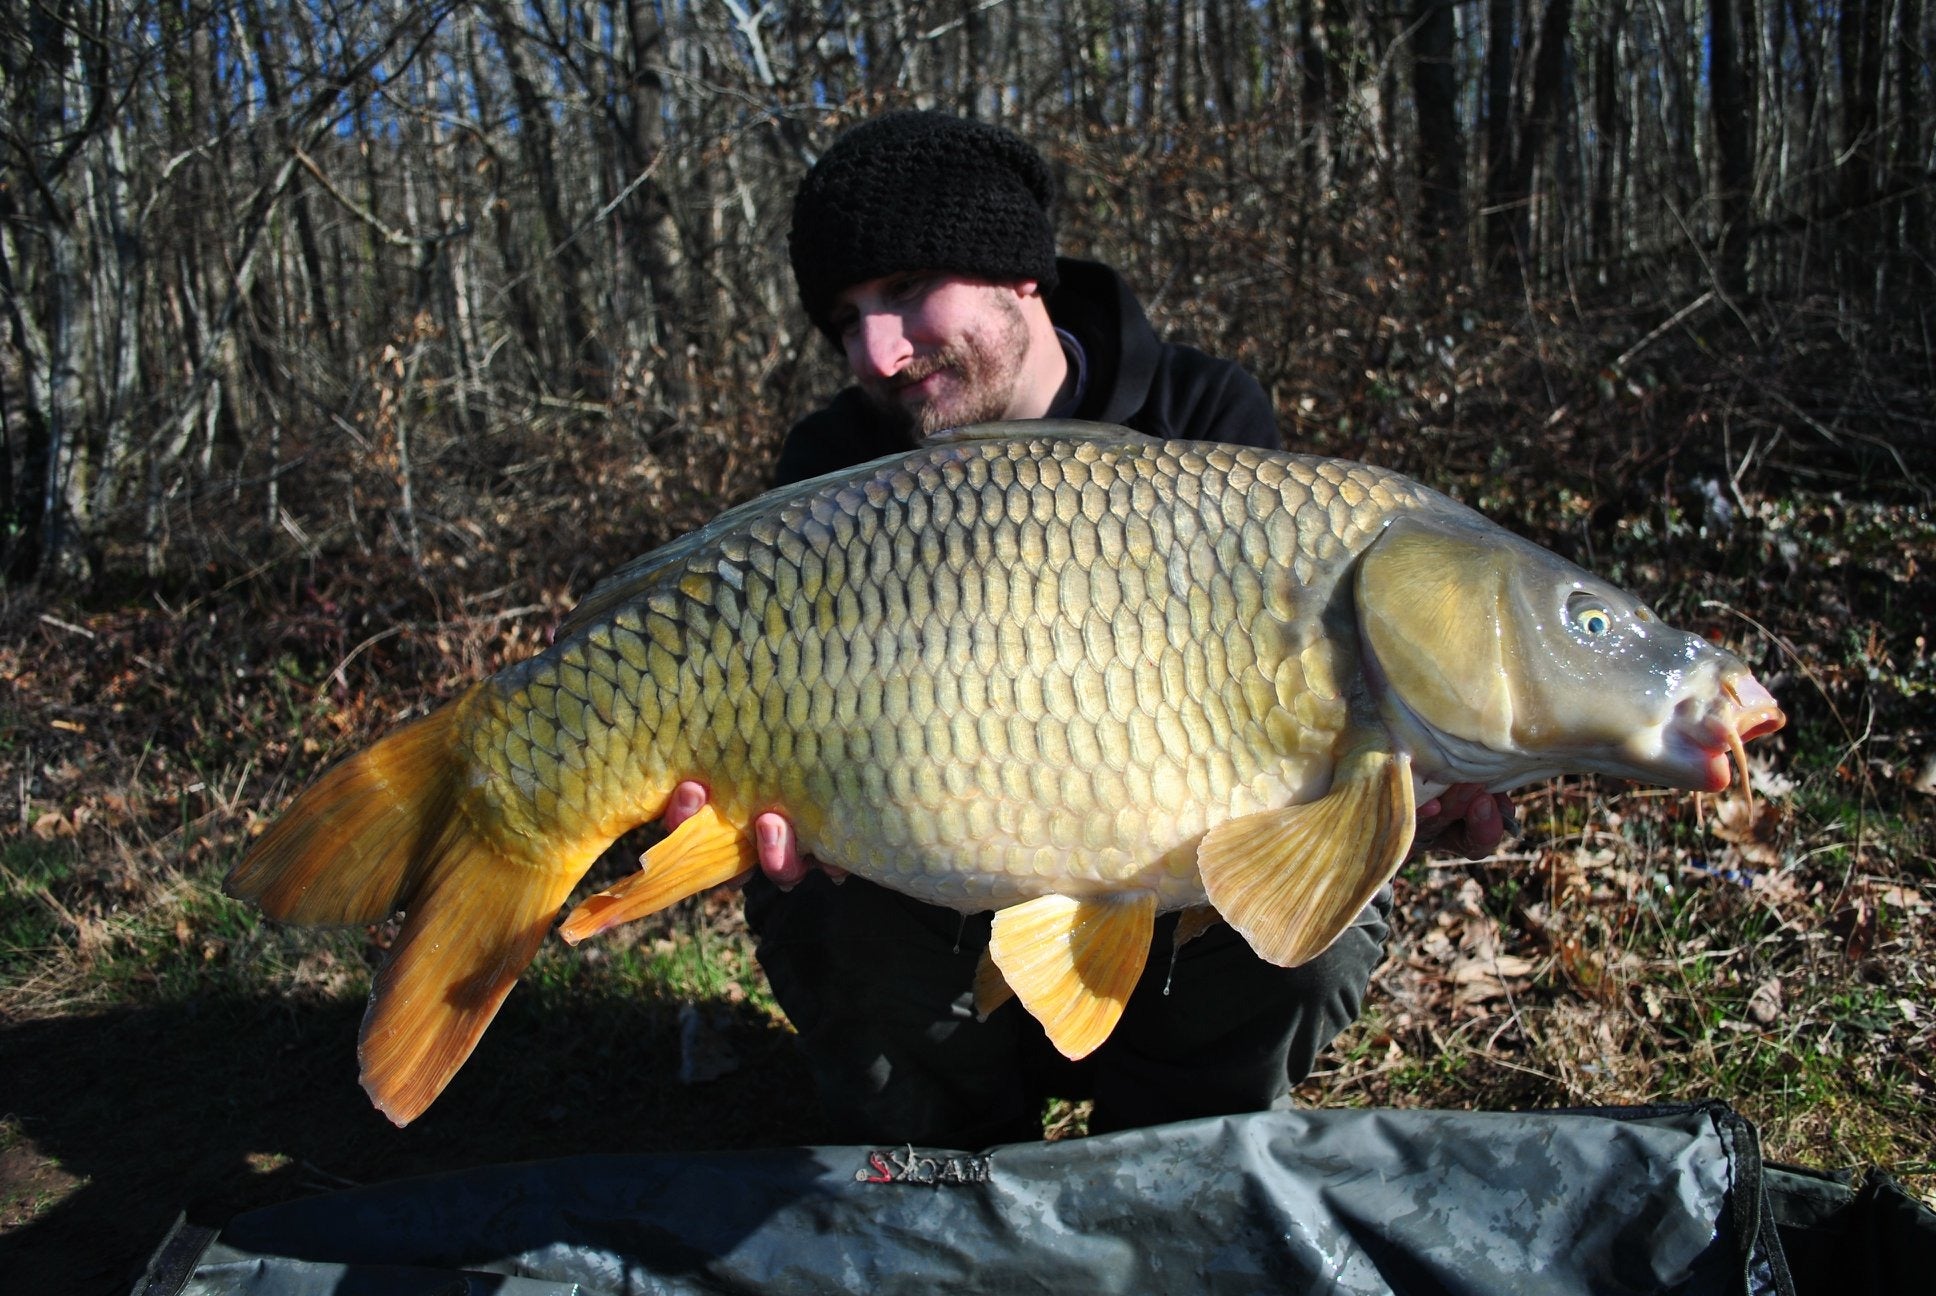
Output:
[1045, 257, 1162, 425]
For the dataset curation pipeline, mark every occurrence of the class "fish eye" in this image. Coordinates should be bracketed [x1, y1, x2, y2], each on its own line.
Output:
[1567, 594, 1614, 636]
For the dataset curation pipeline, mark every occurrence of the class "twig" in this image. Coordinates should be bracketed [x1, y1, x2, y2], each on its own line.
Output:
[1701, 599, 1874, 896]
[917, 0, 1013, 41]
[293, 147, 454, 251]
[325, 626, 405, 695]
[318, 604, 543, 699]
[38, 613, 96, 639]
[173, 555, 285, 620]
[1614, 290, 1716, 372]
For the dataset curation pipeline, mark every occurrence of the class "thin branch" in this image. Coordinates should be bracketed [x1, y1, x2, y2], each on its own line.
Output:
[292, 147, 437, 250]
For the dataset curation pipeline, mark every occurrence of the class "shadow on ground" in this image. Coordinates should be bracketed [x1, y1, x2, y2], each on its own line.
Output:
[0, 983, 816, 1294]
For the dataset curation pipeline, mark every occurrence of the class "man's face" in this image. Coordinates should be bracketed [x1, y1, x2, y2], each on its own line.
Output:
[829, 273, 1033, 438]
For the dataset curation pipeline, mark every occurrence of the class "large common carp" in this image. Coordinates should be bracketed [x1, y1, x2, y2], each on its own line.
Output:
[228, 422, 1784, 1125]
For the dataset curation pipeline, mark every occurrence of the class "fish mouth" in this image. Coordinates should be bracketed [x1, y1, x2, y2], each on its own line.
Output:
[1685, 672, 1786, 799]
[1631, 669, 1786, 798]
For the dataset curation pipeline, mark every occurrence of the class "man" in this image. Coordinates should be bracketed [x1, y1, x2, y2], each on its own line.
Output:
[669, 111, 1507, 1147]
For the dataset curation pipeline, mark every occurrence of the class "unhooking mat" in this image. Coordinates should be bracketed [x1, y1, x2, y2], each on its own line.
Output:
[133, 1101, 1934, 1296]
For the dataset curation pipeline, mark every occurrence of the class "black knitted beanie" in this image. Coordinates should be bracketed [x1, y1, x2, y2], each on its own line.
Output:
[789, 111, 1059, 338]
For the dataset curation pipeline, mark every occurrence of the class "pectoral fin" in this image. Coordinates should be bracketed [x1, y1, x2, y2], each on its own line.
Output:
[558, 803, 755, 943]
[1199, 745, 1414, 967]
[987, 892, 1156, 1059]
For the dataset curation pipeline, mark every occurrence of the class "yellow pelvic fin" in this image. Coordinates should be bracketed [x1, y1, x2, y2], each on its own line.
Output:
[225, 691, 482, 924]
[987, 891, 1157, 1060]
[972, 946, 1014, 1019]
[558, 803, 754, 944]
[1199, 743, 1415, 968]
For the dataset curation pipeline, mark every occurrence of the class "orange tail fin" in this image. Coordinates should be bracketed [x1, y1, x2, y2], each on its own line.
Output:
[354, 824, 583, 1125]
[226, 687, 590, 1126]
[227, 696, 475, 924]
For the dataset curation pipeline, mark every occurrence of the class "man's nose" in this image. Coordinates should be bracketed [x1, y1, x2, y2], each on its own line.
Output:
[847, 314, 912, 381]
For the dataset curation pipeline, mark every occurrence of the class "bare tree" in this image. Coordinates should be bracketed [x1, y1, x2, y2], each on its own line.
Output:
[0, 0, 1927, 584]
[1411, 0, 1465, 254]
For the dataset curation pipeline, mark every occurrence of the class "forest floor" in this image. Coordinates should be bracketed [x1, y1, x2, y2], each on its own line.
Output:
[2, 296, 1932, 1293]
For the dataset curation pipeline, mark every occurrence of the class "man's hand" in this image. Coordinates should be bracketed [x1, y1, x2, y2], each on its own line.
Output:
[663, 781, 844, 889]
[1412, 783, 1516, 861]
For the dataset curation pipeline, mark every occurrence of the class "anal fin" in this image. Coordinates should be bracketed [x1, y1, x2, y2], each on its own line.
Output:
[558, 803, 754, 943]
[972, 947, 1014, 1019]
[1199, 744, 1414, 967]
[987, 891, 1156, 1059]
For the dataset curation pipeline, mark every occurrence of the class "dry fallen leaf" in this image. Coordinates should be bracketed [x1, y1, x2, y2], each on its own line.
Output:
[1452, 954, 1538, 983]
[31, 810, 78, 840]
[1879, 885, 1932, 914]
[1709, 792, 1785, 866]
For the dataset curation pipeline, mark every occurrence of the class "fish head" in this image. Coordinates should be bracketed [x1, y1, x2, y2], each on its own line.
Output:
[1353, 512, 1785, 793]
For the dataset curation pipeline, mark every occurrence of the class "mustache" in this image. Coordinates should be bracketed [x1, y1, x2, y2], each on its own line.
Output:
[883, 350, 964, 392]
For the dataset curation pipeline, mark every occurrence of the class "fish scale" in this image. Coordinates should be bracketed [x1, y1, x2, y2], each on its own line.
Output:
[471, 434, 1417, 911]
[227, 421, 1785, 1124]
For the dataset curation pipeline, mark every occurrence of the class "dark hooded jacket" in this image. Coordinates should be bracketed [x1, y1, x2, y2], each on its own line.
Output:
[772, 258, 1279, 488]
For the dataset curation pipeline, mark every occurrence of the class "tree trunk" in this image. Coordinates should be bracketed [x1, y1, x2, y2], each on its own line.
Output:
[1482, 0, 1517, 280]
[1411, 0, 1464, 257]
[482, 0, 608, 400]
[1589, 1, 1626, 271]
[1711, 0, 1753, 295]
[1494, 0, 1571, 291]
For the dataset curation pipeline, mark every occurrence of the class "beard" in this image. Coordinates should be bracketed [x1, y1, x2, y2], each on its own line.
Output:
[860, 288, 1032, 439]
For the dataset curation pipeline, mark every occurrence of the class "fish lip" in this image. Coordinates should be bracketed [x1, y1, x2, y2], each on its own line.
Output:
[1650, 674, 1786, 793]
[1721, 672, 1786, 743]
[1623, 722, 1735, 792]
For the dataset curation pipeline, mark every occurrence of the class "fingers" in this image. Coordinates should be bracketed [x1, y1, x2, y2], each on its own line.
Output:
[1410, 784, 1517, 861]
[1457, 791, 1501, 859]
[1493, 794, 1520, 837]
[754, 813, 806, 887]
[662, 782, 834, 890]
[754, 811, 839, 889]
[664, 780, 709, 831]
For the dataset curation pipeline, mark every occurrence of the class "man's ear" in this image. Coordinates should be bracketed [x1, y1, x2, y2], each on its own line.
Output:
[1012, 280, 1042, 299]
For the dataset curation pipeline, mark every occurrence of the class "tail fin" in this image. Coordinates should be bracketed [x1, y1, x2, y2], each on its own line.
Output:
[354, 824, 583, 1125]
[226, 687, 590, 1126]
[227, 697, 475, 924]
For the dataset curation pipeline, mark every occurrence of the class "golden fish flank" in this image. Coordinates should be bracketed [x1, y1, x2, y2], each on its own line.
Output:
[226, 421, 1785, 1126]
[517, 433, 1404, 910]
